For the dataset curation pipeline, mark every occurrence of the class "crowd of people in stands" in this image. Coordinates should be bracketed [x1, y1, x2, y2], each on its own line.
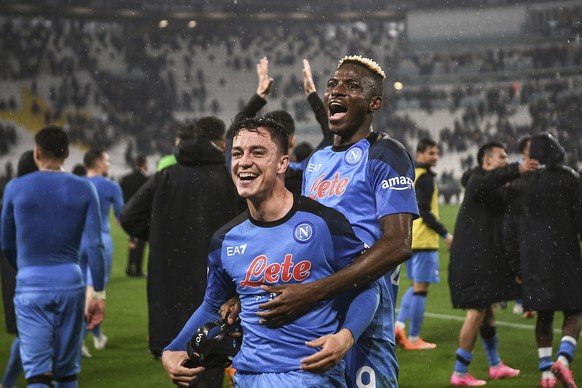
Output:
[0, 14, 580, 174]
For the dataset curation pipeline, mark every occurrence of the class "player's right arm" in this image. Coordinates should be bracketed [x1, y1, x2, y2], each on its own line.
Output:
[163, 238, 235, 385]
[0, 180, 17, 268]
[162, 301, 222, 386]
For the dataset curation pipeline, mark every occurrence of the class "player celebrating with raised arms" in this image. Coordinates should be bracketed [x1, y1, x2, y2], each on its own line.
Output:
[162, 117, 379, 387]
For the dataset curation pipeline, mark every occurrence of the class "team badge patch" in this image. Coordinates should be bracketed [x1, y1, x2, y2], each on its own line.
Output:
[345, 145, 364, 165]
[293, 222, 314, 243]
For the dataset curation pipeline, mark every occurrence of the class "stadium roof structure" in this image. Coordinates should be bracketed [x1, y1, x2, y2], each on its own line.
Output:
[0, 0, 558, 22]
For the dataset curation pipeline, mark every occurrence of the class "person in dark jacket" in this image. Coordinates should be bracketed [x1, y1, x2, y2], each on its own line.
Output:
[119, 154, 149, 277]
[121, 116, 240, 387]
[512, 133, 582, 388]
[448, 141, 539, 386]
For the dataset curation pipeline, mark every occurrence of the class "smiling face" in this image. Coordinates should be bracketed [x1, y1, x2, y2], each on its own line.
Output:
[324, 63, 383, 145]
[231, 127, 288, 202]
[483, 147, 508, 171]
[417, 145, 440, 167]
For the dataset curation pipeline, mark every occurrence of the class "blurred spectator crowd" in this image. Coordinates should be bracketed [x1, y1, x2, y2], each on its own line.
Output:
[0, 10, 580, 175]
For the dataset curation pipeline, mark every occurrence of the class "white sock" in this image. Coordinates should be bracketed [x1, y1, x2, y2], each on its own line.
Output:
[538, 347, 552, 358]
[558, 355, 570, 367]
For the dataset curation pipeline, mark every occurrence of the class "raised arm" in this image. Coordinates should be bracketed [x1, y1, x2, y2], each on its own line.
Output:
[303, 59, 331, 146]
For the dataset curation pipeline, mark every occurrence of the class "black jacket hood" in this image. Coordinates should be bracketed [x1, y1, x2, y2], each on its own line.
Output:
[529, 133, 565, 165]
[174, 136, 225, 166]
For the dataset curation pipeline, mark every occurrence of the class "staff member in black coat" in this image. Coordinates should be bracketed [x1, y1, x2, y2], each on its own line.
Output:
[448, 141, 539, 387]
[512, 133, 582, 388]
[121, 117, 240, 387]
[119, 154, 149, 277]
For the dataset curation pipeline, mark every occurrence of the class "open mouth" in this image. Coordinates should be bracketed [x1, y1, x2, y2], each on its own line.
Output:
[329, 102, 347, 120]
[238, 172, 258, 181]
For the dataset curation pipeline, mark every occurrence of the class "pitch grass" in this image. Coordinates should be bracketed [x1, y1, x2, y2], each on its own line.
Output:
[0, 205, 579, 387]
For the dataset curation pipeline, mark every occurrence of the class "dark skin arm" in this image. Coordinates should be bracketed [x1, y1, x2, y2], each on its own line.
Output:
[257, 213, 413, 326]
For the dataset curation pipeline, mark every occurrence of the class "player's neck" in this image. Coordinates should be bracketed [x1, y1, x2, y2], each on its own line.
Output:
[248, 188, 293, 222]
[87, 169, 102, 177]
[333, 124, 373, 147]
[39, 159, 65, 172]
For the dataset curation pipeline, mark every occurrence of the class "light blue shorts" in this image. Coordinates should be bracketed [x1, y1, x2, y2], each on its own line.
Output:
[15, 288, 84, 379]
[233, 364, 346, 388]
[406, 250, 440, 284]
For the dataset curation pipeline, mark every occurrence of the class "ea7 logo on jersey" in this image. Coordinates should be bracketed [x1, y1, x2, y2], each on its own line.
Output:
[226, 244, 247, 256]
[307, 163, 322, 173]
[381, 176, 413, 191]
[293, 222, 314, 244]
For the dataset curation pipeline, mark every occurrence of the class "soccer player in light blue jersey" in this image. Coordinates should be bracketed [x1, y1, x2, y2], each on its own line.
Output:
[81, 149, 124, 351]
[162, 117, 379, 387]
[0, 126, 106, 388]
[258, 56, 420, 387]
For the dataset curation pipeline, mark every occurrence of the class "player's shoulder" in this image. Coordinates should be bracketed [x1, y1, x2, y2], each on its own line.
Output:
[367, 132, 411, 159]
[209, 211, 250, 252]
[551, 164, 580, 180]
[295, 195, 353, 232]
[366, 132, 414, 173]
[66, 173, 97, 192]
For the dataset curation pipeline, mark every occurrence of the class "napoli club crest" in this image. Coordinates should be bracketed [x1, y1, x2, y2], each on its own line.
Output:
[293, 222, 314, 243]
[345, 146, 364, 165]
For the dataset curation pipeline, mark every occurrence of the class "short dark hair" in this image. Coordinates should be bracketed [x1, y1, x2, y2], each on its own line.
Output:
[72, 163, 87, 176]
[135, 154, 147, 168]
[177, 124, 196, 141]
[293, 141, 314, 163]
[416, 138, 438, 153]
[263, 110, 295, 136]
[231, 117, 289, 155]
[477, 141, 505, 167]
[83, 149, 105, 169]
[195, 116, 226, 141]
[35, 126, 69, 159]
[17, 150, 38, 177]
[518, 135, 532, 154]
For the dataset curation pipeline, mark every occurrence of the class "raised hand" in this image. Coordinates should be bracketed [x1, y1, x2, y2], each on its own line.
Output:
[256, 57, 273, 98]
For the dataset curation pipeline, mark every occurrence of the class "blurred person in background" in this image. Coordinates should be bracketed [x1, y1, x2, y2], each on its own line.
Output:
[0, 150, 37, 388]
[0, 126, 105, 388]
[119, 154, 149, 277]
[448, 141, 539, 386]
[81, 149, 124, 353]
[122, 116, 240, 387]
[395, 137, 453, 350]
[511, 133, 582, 388]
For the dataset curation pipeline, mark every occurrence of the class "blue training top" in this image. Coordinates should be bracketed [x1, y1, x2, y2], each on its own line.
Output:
[303, 133, 419, 341]
[86, 175, 124, 234]
[0, 171, 106, 292]
[166, 195, 379, 373]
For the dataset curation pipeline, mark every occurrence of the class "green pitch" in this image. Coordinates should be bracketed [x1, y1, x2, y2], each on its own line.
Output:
[0, 205, 579, 387]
